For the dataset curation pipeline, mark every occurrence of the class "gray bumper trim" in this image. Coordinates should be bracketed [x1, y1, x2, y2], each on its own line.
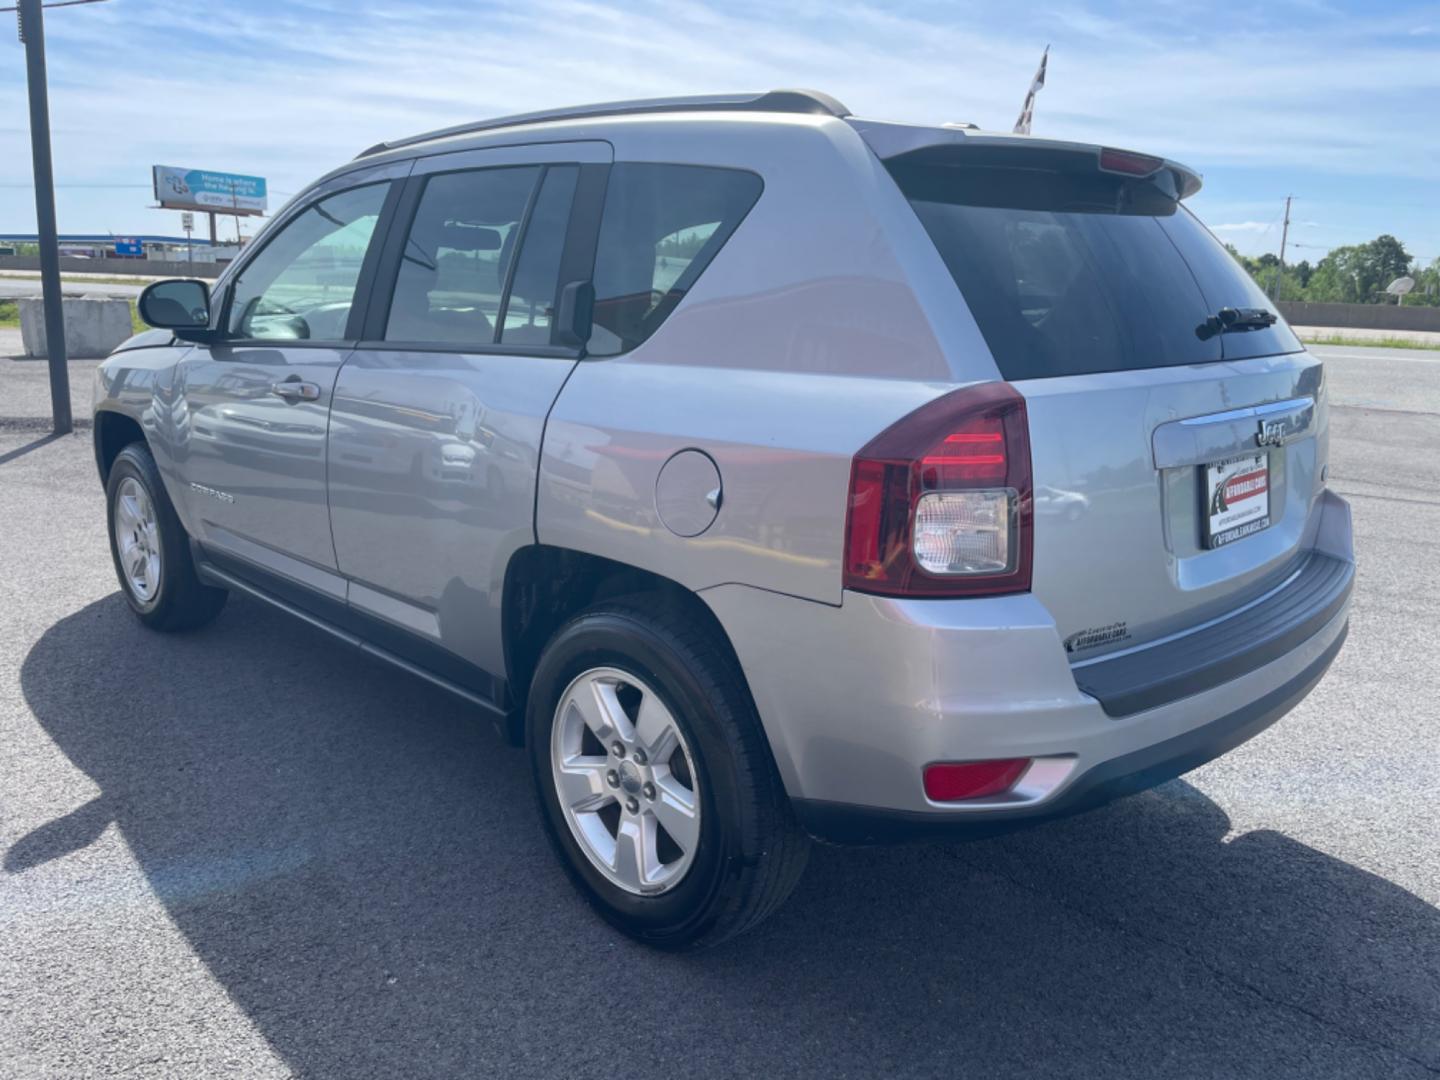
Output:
[1073, 553, 1353, 718]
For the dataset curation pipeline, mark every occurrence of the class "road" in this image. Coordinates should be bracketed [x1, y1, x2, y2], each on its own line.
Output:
[0, 278, 144, 300]
[0, 345, 1436, 1078]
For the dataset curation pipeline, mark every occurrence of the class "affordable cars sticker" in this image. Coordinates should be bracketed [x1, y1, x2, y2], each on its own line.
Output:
[1204, 453, 1270, 549]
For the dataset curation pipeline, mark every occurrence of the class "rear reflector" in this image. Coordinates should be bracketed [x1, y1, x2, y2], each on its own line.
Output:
[923, 759, 1031, 802]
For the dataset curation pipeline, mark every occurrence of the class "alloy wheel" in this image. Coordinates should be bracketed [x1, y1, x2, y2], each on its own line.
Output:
[551, 666, 701, 895]
[115, 476, 161, 603]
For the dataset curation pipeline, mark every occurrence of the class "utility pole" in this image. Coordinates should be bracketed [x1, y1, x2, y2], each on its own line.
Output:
[1272, 195, 1292, 301]
[17, 0, 71, 434]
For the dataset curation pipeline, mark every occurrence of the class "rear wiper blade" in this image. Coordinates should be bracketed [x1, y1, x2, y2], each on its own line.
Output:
[1196, 307, 1278, 341]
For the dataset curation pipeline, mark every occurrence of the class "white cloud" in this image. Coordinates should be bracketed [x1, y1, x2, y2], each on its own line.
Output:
[1, 0, 1436, 244]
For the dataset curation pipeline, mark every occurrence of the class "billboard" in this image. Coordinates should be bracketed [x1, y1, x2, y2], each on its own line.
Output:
[153, 165, 267, 216]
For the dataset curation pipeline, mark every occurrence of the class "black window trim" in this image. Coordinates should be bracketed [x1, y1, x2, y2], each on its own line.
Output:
[491, 164, 547, 341]
[211, 178, 405, 350]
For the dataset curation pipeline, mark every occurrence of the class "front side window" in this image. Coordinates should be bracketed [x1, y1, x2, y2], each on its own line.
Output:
[587, 164, 762, 356]
[227, 183, 388, 341]
[385, 166, 540, 346]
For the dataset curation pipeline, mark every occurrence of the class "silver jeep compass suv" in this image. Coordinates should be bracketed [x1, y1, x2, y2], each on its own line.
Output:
[95, 90, 1353, 948]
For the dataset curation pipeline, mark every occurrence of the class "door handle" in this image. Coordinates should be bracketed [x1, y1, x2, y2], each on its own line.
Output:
[271, 380, 321, 402]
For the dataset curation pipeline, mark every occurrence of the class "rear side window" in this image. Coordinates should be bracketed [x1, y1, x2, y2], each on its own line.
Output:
[587, 164, 762, 357]
[385, 166, 539, 346]
[889, 158, 1299, 380]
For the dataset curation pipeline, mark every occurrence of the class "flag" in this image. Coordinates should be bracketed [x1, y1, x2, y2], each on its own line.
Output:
[1013, 46, 1049, 135]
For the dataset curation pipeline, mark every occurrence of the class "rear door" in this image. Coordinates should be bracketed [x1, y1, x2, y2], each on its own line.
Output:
[889, 150, 1321, 659]
[326, 141, 610, 685]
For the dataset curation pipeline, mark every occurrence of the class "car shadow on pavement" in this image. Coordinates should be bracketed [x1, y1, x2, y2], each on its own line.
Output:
[15, 594, 1440, 1079]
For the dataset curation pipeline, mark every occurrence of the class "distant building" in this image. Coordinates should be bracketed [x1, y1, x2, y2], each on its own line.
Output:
[0, 233, 244, 265]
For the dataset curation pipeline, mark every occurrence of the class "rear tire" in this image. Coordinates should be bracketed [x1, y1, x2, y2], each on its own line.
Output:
[106, 442, 227, 632]
[526, 596, 809, 949]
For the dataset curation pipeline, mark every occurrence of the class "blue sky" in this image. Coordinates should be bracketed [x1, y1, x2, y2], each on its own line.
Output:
[2, 0, 1437, 263]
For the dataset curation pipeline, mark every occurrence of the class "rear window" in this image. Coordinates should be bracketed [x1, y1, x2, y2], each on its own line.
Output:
[587, 164, 762, 357]
[889, 157, 1300, 380]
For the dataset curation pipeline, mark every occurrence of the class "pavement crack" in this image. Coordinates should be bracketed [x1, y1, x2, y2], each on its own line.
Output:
[942, 847, 1440, 1075]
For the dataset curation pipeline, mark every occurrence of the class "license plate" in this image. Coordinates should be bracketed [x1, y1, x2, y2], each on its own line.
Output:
[1202, 452, 1271, 549]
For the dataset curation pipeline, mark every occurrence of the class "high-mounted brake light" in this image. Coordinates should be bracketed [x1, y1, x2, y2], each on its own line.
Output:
[1098, 147, 1164, 177]
[843, 382, 1033, 597]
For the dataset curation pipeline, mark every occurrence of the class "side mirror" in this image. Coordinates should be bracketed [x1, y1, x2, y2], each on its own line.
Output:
[137, 279, 214, 342]
[553, 280, 594, 350]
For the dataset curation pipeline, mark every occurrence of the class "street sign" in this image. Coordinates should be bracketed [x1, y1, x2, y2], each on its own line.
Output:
[114, 237, 143, 257]
[152, 165, 267, 216]
[181, 211, 194, 231]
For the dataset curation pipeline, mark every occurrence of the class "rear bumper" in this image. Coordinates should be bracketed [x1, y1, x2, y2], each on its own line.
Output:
[701, 490, 1354, 843]
[792, 619, 1347, 843]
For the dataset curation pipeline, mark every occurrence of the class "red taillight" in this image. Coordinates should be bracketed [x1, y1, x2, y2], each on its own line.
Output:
[924, 759, 1032, 802]
[1098, 147, 1163, 177]
[921, 422, 1007, 482]
[843, 382, 1032, 597]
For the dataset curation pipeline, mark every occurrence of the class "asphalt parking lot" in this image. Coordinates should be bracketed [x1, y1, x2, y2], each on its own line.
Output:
[1, 344, 1437, 1079]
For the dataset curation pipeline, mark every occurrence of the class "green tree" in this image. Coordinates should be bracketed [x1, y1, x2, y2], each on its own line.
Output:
[1368, 234, 1413, 285]
[1411, 257, 1440, 307]
[1307, 235, 1414, 303]
[1223, 242, 1264, 281]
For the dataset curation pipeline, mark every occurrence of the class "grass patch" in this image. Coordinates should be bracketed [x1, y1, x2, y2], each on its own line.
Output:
[1299, 333, 1440, 352]
[130, 302, 145, 335]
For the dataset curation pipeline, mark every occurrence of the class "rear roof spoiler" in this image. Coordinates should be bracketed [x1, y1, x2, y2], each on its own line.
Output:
[848, 118, 1203, 199]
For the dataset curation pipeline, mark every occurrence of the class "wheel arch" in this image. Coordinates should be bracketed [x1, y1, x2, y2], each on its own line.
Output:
[93, 407, 147, 484]
[500, 545, 751, 746]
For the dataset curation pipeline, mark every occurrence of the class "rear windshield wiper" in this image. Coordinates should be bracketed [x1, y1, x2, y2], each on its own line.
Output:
[1196, 307, 1278, 341]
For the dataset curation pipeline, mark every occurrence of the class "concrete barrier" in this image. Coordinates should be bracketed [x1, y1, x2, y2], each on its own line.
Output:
[18, 296, 135, 359]
[1277, 301, 1440, 333]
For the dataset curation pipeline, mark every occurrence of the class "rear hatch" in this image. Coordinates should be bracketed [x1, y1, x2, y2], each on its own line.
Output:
[885, 140, 1324, 659]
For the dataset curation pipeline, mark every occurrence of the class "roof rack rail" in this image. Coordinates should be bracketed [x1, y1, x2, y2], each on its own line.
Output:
[356, 89, 850, 159]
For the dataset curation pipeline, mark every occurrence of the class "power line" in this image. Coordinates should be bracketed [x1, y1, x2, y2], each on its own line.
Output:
[0, 182, 150, 189]
[1, 0, 110, 11]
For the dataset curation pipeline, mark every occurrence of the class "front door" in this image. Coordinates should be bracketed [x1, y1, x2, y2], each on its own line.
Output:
[173, 178, 397, 591]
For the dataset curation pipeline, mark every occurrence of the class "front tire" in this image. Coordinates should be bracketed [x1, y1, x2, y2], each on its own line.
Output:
[106, 442, 227, 631]
[526, 597, 809, 949]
